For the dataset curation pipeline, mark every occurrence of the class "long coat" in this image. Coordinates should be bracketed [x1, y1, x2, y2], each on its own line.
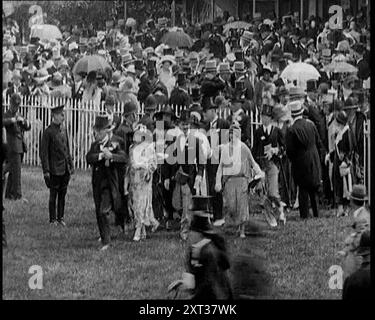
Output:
[286, 118, 322, 189]
[86, 135, 127, 215]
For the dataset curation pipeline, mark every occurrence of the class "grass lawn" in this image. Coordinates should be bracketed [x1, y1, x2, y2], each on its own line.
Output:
[2, 167, 350, 300]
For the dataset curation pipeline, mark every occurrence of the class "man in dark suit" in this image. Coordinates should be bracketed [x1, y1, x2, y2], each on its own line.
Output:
[40, 105, 73, 226]
[86, 114, 127, 251]
[3, 93, 30, 201]
[202, 98, 230, 226]
[252, 104, 286, 224]
[285, 100, 322, 219]
[227, 93, 252, 148]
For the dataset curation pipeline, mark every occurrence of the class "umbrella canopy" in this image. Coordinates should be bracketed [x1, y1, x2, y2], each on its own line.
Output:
[30, 24, 62, 41]
[161, 31, 193, 49]
[323, 55, 358, 73]
[72, 55, 111, 75]
[280, 62, 321, 89]
[223, 21, 251, 35]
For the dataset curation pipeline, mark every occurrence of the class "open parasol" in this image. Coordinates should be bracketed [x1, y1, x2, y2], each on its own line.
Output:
[323, 56, 358, 73]
[72, 55, 111, 75]
[30, 24, 62, 41]
[161, 30, 193, 49]
[223, 21, 251, 35]
[280, 62, 321, 89]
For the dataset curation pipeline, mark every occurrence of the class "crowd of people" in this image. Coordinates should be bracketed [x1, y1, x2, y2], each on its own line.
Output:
[2, 10, 371, 299]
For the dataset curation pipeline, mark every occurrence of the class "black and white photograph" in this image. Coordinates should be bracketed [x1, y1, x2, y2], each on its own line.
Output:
[2, 0, 372, 304]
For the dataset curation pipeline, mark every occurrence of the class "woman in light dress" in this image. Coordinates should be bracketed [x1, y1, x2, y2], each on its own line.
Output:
[215, 122, 263, 238]
[127, 123, 159, 241]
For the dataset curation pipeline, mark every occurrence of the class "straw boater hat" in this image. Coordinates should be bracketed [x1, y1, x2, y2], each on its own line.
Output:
[350, 184, 368, 202]
[233, 61, 246, 73]
[289, 87, 306, 100]
[288, 100, 304, 118]
[205, 60, 217, 73]
[217, 62, 231, 74]
[241, 31, 254, 43]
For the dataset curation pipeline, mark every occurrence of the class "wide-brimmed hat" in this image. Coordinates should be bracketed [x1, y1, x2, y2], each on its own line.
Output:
[259, 66, 274, 77]
[288, 100, 304, 117]
[343, 97, 358, 110]
[111, 71, 125, 84]
[233, 61, 245, 73]
[205, 60, 217, 73]
[217, 62, 231, 74]
[123, 101, 138, 116]
[154, 104, 175, 118]
[94, 114, 115, 131]
[160, 55, 176, 65]
[289, 87, 306, 100]
[51, 104, 64, 114]
[144, 94, 157, 112]
[272, 105, 291, 122]
[335, 110, 348, 125]
[350, 184, 368, 202]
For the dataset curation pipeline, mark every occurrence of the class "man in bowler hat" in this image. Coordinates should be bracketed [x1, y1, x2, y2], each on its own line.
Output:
[40, 105, 73, 226]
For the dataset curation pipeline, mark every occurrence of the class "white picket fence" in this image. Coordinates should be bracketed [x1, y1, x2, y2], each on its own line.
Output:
[4, 96, 262, 171]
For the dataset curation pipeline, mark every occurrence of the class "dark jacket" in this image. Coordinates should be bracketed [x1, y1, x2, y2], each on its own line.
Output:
[342, 261, 371, 300]
[286, 118, 322, 189]
[304, 100, 326, 155]
[169, 87, 192, 108]
[114, 121, 134, 156]
[3, 110, 31, 154]
[187, 237, 233, 300]
[200, 77, 226, 99]
[252, 125, 285, 168]
[86, 135, 127, 215]
[40, 123, 73, 176]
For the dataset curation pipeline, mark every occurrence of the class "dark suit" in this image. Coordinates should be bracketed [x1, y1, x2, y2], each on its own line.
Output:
[40, 122, 73, 222]
[3, 110, 30, 200]
[86, 135, 127, 245]
[286, 118, 322, 218]
[205, 117, 230, 221]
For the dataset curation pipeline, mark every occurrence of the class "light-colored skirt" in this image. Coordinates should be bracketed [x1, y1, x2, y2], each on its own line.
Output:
[222, 176, 249, 226]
